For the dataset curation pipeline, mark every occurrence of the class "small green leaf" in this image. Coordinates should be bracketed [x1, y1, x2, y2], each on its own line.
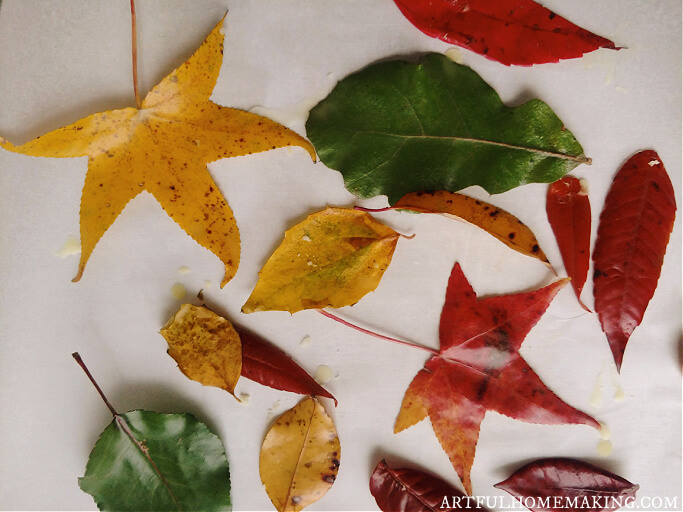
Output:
[79, 410, 231, 512]
[306, 53, 589, 203]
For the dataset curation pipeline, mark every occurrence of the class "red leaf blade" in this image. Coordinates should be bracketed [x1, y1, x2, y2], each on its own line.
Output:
[495, 458, 639, 512]
[546, 176, 592, 311]
[236, 327, 337, 404]
[392, 0, 618, 66]
[370, 459, 484, 512]
[593, 150, 676, 370]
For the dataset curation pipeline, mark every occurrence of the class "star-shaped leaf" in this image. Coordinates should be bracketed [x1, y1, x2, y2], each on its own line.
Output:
[0, 15, 315, 286]
[395, 263, 599, 494]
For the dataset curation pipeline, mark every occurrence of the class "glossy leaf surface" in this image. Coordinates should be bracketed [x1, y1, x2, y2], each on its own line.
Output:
[370, 459, 482, 512]
[392, 0, 618, 66]
[395, 191, 548, 264]
[80, 410, 231, 512]
[306, 54, 588, 204]
[242, 207, 399, 313]
[260, 397, 340, 512]
[593, 151, 676, 370]
[395, 263, 598, 494]
[237, 326, 336, 403]
[0, 16, 315, 286]
[546, 176, 591, 310]
[161, 304, 242, 396]
[495, 458, 638, 512]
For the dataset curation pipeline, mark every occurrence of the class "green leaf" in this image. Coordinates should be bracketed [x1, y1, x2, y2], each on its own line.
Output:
[79, 410, 231, 512]
[306, 53, 589, 203]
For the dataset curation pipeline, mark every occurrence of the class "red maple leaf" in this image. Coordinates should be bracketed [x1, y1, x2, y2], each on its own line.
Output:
[395, 263, 599, 494]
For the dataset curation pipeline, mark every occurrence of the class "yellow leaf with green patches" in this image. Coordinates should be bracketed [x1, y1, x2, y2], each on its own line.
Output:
[242, 207, 399, 314]
[160, 303, 242, 396]
[0, 15, 315, 286]
[260, 397, 340, 512]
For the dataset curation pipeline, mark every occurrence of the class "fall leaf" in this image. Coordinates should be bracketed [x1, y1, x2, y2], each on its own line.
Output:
[161, 304, 242, 396]
[395, 262, 598, 494]
[306, 53, 589, 204]
[0, 16, 315, 286]
[364, 190, 549, 264]
[593, 151, 676, 370]
[495, 458, 639, 512]
[242, 207, 399, 314]
[370, 459, 484, 512]
[260, 397, 340, 512]
[546, 176, 591, 311]
[392, 0, 619, 66]
[73, 353, 231, 512]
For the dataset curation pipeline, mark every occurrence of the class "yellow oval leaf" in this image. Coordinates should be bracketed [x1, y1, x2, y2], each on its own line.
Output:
[394, 191, 549, 264]
[260, 397, 340, 512]
[242, 207, 399, 313]
[160, 304, 241, 396]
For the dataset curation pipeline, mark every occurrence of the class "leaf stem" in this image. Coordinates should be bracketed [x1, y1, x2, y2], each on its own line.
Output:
[130, 0, 142, 109]
[354, 206, 394, 213]
[72, 352, 118, 416]
[317, 310, 439, 355]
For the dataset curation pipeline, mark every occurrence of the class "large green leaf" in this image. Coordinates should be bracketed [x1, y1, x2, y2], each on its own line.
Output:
[79, 410, 231, 512]
[306, 53, 588, 203]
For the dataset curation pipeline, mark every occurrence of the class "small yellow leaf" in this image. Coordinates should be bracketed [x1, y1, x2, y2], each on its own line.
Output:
[242, 207, 399, 314]
[160, 304, 241, 396]
[260, 397, 340, 512]
[394, 191, 549, 264]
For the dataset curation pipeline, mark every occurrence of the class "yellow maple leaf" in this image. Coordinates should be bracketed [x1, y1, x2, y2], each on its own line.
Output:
[0, 15, 315, 286]
[242, 207, 400, 314]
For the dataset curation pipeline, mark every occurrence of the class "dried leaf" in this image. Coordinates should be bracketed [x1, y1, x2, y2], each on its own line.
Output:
[394, 191, 548, 264]
[0, 16, 315, 286]
[306, 54, 588, 204]
[593, 151, 676, 370]
[242, 207, 399, 314]
[546, 177, 591, 310]
[370, 459, 483, 512]
[260, 397, 340, 512]
[495, 458, 639, 512]
[395, 263, 598, 494]
[392, 0, 618, 66]
[161, 304, 242, 396]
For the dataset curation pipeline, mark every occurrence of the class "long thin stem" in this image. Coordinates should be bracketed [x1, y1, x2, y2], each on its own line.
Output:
[130, 0, 142, 109]
[72, 352, 118, 416]
[317, 310, 439, 355]
[354, 206, 394, 213]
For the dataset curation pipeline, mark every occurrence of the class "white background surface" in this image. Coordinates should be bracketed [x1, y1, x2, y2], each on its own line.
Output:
[0, 1, 680, 510]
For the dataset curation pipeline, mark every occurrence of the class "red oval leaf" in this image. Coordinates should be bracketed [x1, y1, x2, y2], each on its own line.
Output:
[370, 459, 484, 512]
[236, 326, 337, 405]
[392, 0, 618, 66]
[546, 176, 591, 311]
[593, 150, 676, 370]
[495, 458, 639, 512]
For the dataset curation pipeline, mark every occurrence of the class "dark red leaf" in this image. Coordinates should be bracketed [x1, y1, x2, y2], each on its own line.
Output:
[593, 150, 676, 370]
[370, 459, 484, 512]
[546, 176, 592, 311]
[395, 263, 598, 494]
[495, 458, 639, 512]
[235, 326, 337, 405]
[392, 0, 619, 66]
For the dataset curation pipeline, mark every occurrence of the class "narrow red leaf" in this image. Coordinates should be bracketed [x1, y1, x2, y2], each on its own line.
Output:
[546, 176, 591, 311]
[235, 326, 337, 405]
[495, 458, 639, 512]
[392, 0, 618, 66]
[593, 150, 676, 370]
[370, 459, 484, 512]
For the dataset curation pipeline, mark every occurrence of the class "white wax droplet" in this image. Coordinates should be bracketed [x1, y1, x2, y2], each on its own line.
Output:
[314, 365, 334, 384]
[178, 265, 191, 274]
[578, 178, 589, 196]
[56, 236, 81, 258]
[597, 440, 613, 457]
[445, 48, 464, 64]
[590, 372, 603, 409]
[302, 235, 312, 242]
[648, 159, 661, 167]
[203, 280, 213, 290]
[599, 423, 611, 440]
[239, 393, 250, 405]
[170, 282, 186, 300]
[300, 335, 312, 347]
[614, 388, 625, 402]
